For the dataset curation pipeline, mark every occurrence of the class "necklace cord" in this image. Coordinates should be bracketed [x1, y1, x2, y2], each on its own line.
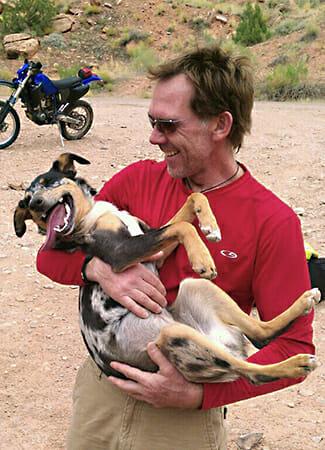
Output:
[186, 163, 240, 193]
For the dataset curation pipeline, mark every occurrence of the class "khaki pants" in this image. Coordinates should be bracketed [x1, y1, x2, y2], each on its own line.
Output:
[67, 357, 227, 450]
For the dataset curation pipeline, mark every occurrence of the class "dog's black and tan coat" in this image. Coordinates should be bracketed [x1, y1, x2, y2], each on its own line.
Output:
[14, 153, 320, 384]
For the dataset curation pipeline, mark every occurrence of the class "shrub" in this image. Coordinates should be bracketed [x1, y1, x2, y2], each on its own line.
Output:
[300, 22, 320, 41]
[260, 60, 312, 99]
[83, 4, 101, 15]
[267, 0, 291, 13]
[234, 3, 271, 46]
[188, 17, 210, 31]
[296, 0, 320, 8]
[126, 42, 158, 73]
[41, 33, 67, 49]
[56, 64, 81, 79]
[274, 18, 305, 36]
[119, 29, 149, 47]
[258, 81, 325, 100]
[0, 0, 57, 36]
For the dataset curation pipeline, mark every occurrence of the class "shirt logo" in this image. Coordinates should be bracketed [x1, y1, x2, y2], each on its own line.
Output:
[220, 250, 238, 259]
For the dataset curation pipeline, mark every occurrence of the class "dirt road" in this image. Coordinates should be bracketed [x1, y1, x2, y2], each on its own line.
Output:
[1, 97, 324, 449]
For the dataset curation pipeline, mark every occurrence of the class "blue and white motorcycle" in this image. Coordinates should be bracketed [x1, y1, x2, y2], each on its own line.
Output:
[0, 60, 102, 149]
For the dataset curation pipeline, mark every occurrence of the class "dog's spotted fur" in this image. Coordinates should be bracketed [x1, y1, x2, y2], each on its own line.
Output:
[14, 153, 320, 385]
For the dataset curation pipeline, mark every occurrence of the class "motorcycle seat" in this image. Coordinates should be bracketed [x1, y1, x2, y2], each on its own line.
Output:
[52, 77, 81, 90]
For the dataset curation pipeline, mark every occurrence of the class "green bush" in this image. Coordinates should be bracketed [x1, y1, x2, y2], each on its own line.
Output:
[260, 60, 312, 99]
[188, 17, 210, 31]
[41, 33, 67, 49]
[0, 0, 57, 36]
[274, 18, 305, 36]
[119, 29, 149, 47]
[234, 3, 271, 46]
[126, 42, 158, 73]
[56, 64, 81, 79]
[300, 21, 320, 41]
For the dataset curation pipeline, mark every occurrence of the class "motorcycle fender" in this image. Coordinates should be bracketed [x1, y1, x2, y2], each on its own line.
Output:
[82, 74, 102, 85]
[0, 80, 17, 89]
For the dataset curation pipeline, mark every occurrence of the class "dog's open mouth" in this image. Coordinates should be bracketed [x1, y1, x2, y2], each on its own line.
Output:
[43, 194, 75, 249]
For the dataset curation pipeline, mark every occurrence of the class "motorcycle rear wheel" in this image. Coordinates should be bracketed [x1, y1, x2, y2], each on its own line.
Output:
[0, 100, 20, 149]
[60, 100, 93, 140]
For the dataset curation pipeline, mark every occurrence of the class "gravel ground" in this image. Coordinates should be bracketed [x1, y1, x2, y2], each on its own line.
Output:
[0, 96, 324, 449]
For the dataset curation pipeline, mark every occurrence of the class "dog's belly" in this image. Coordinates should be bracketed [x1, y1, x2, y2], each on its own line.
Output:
[79, 283, 174, 376]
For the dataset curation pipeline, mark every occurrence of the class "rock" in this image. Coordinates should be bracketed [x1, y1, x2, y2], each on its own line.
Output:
[3, 33, 40, 59]
[7, 182, 26, 191]
[104, 2, 113, 7]
[237, 432, 264, 450]
[285, 401, 295, 408]
[87, 18, 97, 26]
[298, 388, 314, 397]
[52, 14, 75, 33]
[67, 8, 83, 15]
[294, 207, 305, 216]
[215, 14, 228, 24]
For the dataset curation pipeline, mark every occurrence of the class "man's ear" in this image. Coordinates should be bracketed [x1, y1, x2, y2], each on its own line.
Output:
[210, 111, 233, 141]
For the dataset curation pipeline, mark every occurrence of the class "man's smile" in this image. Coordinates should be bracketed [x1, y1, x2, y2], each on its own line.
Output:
[165, 150, 179, 157]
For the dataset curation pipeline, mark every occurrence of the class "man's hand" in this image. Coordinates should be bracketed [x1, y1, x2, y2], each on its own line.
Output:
[108, 342, 203, 409]
[85, 256, 167, 318]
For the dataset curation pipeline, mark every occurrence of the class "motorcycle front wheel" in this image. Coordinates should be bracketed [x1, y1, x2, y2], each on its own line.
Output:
[60, 99, 94, 140]
[0, 100, 21, 149]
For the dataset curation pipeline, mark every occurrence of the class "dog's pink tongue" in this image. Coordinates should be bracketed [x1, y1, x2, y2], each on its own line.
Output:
[43, 203, 66, 250]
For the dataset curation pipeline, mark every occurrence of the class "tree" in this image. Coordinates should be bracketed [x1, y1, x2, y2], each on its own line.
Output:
[234, 3, 271, 46]
[0, 0, 57, 36]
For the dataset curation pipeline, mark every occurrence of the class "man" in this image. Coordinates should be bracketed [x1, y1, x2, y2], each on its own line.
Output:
[37, 46, 314, 449]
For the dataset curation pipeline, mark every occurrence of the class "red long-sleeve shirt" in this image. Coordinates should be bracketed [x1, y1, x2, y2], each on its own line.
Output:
[37, 160, 314, 409]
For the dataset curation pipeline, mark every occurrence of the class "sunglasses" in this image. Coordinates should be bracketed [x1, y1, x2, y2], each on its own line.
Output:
[148, 114, 183, 134]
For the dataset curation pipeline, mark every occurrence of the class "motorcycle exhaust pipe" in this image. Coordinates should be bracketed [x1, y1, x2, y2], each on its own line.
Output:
[56, 114, 81, 125]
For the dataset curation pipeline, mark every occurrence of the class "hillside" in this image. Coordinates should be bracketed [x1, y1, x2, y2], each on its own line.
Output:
[0, 0, 324, 98]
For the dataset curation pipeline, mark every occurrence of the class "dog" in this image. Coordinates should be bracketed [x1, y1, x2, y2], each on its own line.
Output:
[14, 153, 320, 384]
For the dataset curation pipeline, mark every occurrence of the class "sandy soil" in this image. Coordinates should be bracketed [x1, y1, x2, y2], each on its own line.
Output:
[0, 96, 324, 450]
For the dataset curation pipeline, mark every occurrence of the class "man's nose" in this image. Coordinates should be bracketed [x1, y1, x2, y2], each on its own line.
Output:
[149, 126, 168, 145]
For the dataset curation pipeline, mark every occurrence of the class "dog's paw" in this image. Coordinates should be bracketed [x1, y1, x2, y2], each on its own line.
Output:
[200, 224, 222, 242]
[192, 258, 217, 280]
[302, 288, 321, 315]
[295, 354, 318, 375]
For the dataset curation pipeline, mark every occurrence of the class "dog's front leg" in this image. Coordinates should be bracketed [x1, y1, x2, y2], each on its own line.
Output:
[82, 223, 216, 279]
[167, 193, 221, 242]
[155, 193, 222, 266]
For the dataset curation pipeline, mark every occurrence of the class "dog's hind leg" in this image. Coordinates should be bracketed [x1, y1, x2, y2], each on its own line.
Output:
[172, 279, 321, 346]
[155, 321, 317, 384]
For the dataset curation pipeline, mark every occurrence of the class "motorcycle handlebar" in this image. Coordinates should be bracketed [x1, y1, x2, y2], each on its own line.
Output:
[23, 59, 42, 71]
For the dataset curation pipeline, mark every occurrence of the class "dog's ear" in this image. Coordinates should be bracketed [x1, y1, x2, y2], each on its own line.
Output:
[51, 153, 91, 179]
[76, 177, 97, 197]
[13, 198, 32, 237]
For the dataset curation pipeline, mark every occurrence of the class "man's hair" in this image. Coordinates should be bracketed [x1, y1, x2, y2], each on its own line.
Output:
[149, 46, 254, 150]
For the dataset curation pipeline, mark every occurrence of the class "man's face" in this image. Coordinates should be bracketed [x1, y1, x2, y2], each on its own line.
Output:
[148, 74, 216, 181]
